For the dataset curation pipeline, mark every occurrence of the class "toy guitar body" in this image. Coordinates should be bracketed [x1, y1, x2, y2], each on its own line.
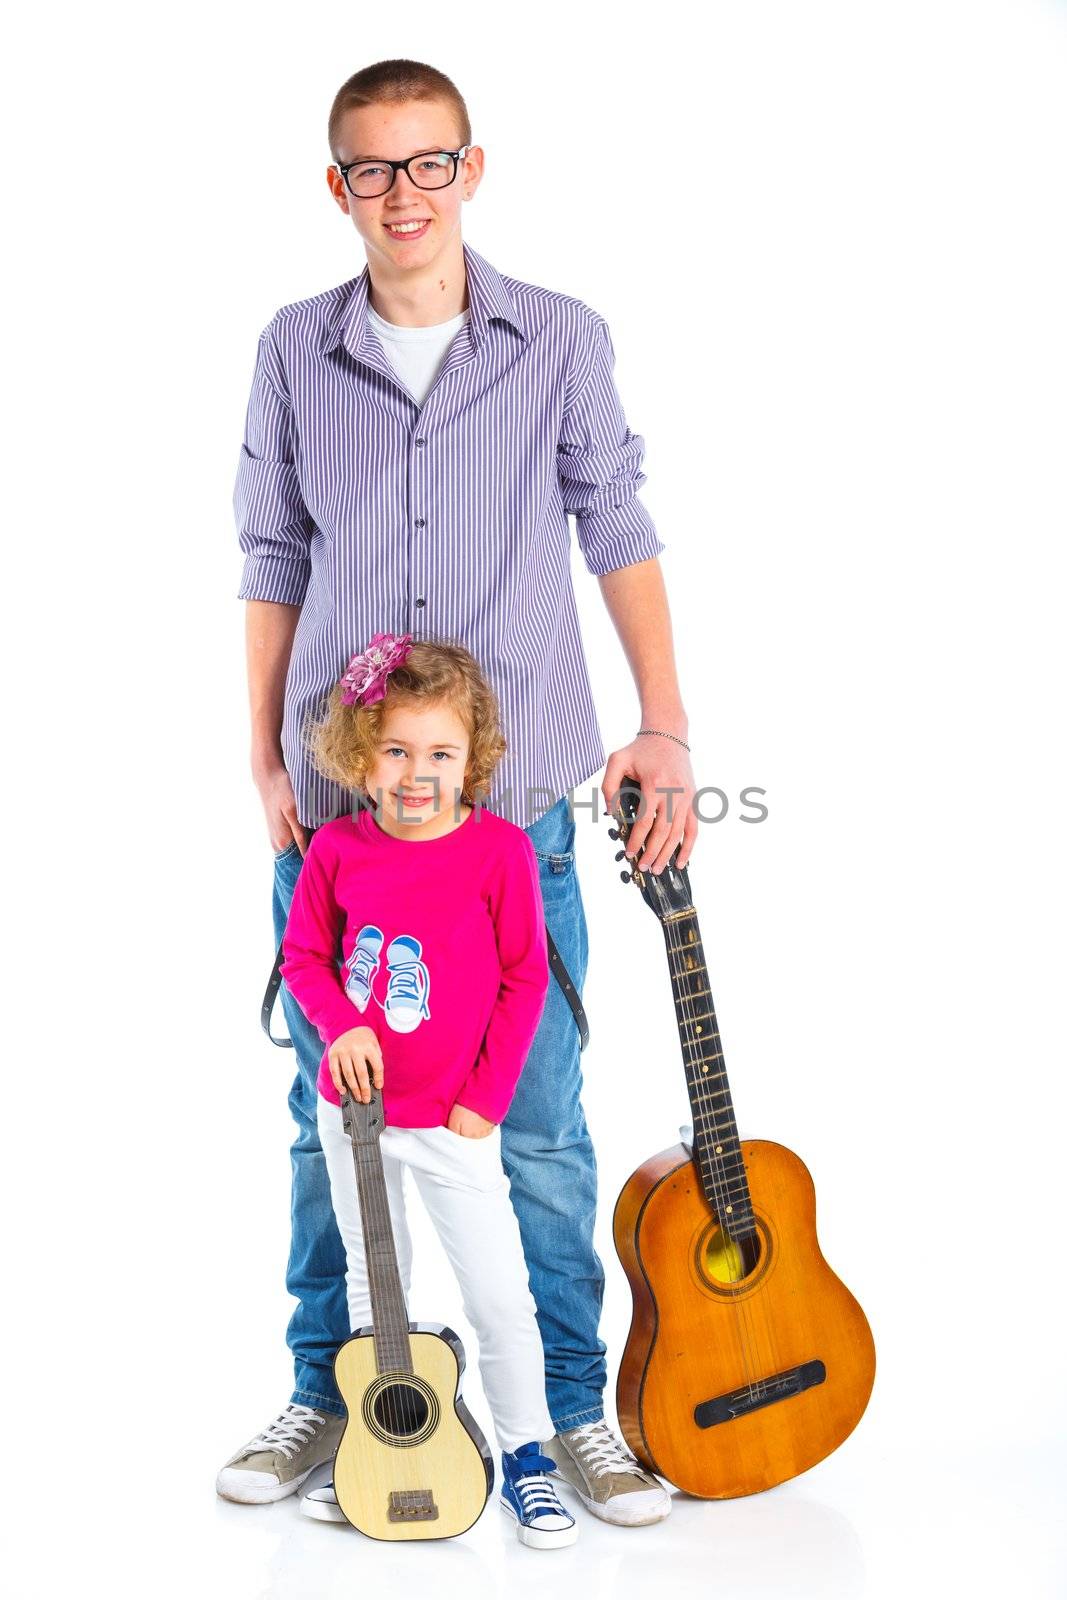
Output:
[608, 784, 875, 1499]
[334, 1322, 492, 1540]
[332, 1088, 493, 1540]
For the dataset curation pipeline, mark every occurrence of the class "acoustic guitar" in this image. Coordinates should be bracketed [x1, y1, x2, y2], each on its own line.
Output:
[332, 1085, 494, 1539]
[609, 783, 875, 1498]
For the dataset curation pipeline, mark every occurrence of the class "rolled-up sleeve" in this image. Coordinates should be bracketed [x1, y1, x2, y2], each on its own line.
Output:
[234, 323, 314, 605]
[557, 313, 666, 577]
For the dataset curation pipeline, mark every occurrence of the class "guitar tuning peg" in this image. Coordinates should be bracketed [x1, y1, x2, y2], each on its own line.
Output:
[615, 850, 627, 862]
[620, 870, 632, 884]
[607, 827, 619, 840]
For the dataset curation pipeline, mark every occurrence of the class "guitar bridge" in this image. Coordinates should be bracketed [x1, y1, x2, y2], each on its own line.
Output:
[387, 1488, 439, 1523]
[694, 1360, 827, 1427]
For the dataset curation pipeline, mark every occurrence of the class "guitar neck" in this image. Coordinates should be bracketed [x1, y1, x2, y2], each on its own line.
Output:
[344, 1093, 413, 1374]
[663, 906, 756, 1240]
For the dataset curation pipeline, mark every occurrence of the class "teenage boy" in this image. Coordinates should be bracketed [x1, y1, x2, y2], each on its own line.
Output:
[218, 57, 697, 1529]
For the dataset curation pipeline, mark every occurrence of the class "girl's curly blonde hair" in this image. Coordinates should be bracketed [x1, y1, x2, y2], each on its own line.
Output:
[300, 636, 507, 807]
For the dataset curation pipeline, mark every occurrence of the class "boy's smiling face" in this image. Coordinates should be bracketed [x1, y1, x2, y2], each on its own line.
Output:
[327, 99, 484, 278]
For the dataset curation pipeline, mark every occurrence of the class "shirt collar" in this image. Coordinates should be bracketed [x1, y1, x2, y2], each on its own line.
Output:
[321, 241, 527, 360]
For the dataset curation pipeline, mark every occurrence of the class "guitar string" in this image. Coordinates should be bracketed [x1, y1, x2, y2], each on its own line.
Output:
[370, 1109, 416, 1439]
[357, 1108, 469, 1486]
[675, 909, 784, 1399]
[348, 1091, 414, 1439]
[662, 917, 763, 1397]
[663, 910, 774, 1399]
[363, 1103, 415, 1440]
[618, 804, 765, 1392]
[675, 913, 783, 1396]
[355, 1113, 401, 1439]
[347, 1095, 397, 1439]
[663, 914, 773, 1400]
[667, 911, 782, 1400]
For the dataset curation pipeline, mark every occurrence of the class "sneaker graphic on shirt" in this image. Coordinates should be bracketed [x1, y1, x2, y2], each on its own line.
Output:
[382, 934, 431, 1033]
[343, 924, 384, 1011]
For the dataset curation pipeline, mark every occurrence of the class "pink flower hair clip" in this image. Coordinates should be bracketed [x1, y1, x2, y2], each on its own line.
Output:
[338, 631, 414, 707]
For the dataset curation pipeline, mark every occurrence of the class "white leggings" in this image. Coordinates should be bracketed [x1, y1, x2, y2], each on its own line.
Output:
[317, 1096, 554, 1453]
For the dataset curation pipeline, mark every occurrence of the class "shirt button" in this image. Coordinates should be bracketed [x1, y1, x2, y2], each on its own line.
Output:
[414, 438, 427, 449]
[414, 517, 426, 528]
[415, 597, 426, 608]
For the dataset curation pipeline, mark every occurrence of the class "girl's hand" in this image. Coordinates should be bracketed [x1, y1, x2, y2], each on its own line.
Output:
[447, 1103, 496, 1139]
[328, 1027, 384, 1104]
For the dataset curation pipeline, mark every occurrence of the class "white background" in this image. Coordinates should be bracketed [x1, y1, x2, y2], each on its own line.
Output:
[5, 1, 1065, 1596]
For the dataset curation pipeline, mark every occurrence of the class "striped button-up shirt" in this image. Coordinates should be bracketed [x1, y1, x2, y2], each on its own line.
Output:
[234, 241, 665, 830]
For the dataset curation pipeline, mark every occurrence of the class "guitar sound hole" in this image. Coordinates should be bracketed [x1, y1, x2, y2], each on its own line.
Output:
[372, 1383, 431, 1438]
[701, 1221, 762, 1285]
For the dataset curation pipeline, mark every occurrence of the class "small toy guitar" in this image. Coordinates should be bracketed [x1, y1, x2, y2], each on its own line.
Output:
[332, 1085, 493, 1539]
[609, 783, 875, 1497]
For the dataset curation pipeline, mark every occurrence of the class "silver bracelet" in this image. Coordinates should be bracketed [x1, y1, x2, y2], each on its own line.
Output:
[637, 727, 691, 752]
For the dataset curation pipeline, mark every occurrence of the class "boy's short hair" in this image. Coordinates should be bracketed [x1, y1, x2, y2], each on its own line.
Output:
[328, 58, 472, 159]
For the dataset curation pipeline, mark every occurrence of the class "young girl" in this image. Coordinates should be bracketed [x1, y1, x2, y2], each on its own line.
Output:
[278, 629, 578, 1550]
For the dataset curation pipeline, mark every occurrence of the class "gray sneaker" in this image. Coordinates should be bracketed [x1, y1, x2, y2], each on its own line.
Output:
[216, 1404, 346, 1504]
[544, 1420, 672, 1526]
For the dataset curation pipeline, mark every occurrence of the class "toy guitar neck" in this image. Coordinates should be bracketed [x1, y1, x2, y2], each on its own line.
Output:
[340, 1087, 415, 1373]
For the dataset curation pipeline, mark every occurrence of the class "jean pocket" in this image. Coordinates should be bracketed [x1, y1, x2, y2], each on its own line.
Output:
[534, 848, 574, 877]
[273, 839, 300, 863]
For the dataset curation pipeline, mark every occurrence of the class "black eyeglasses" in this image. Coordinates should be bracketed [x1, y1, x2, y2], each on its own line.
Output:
[334, 146, 471, 200]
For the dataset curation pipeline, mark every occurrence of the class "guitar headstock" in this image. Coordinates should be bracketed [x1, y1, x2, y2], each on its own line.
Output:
[340, 1083, 385, 1145]
[608, 781, 694, 922]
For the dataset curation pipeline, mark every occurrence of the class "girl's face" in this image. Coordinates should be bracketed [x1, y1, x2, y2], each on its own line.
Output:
[365, 698, 473, 838]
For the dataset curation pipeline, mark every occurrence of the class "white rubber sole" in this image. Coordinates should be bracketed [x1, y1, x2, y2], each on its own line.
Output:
[552, 1472, 672, 1527]
[300, 1490, 348, 1524]
[500, 1496, 578, 1549]
[215, 1462, 317, 1505]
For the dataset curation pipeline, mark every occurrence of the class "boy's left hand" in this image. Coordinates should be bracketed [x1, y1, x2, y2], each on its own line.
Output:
[447, 1103, 496, 1139]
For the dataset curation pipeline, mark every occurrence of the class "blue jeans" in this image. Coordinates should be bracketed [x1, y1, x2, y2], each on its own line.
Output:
[272, 794, 607, 1428]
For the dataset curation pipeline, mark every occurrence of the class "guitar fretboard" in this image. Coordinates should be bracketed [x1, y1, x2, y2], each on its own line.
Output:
[662, 907, 756, 1239]
[346, 1100, 414, 1375]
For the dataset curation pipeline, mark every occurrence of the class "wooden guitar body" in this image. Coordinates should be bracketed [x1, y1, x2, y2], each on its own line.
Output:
[615, 1137, 876, 1499]
[333, 1321, 493, 1541]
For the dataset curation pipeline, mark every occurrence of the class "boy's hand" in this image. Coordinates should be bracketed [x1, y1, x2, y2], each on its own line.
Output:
[328, 1027, 384, 1104]
[447, 1103, 496, 1139]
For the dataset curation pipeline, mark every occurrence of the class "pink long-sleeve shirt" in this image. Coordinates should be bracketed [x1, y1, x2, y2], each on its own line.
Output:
[279, 804, 550, 1126]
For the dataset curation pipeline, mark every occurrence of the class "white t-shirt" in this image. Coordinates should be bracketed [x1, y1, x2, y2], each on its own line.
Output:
[366, 303, 470, 408]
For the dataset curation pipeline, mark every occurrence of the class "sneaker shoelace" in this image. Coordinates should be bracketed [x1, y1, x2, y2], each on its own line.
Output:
[512, 1469, 566, 1522]
[568, 1420, 645, 1476]
[245, 1403, 327, 1461]
[388, 959, 430, 1012]
[346, 944, 378, 988]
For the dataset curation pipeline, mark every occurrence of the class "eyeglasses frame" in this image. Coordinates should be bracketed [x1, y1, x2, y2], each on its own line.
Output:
[334, 145, 472, 200]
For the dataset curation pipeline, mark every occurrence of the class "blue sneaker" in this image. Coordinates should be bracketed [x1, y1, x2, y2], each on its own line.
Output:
[500, 1442, 578, 1549]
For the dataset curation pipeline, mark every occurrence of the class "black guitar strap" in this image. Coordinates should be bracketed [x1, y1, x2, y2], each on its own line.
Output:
[261, 923, 589, 1053]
